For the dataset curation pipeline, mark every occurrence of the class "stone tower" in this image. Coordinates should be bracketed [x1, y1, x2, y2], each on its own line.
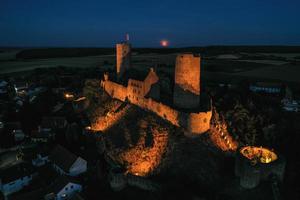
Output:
[173, 53, 201, 109]
[116, 41, 131, 78]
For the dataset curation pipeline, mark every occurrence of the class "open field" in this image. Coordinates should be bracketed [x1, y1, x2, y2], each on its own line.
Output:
[1, 48, 300, 83]
[0, 55, 115, 74]
[236, 64, 300, 83]
[0, 49, 21, 61]
[237, 60, 289, 65]
[259, 53, 300, 60]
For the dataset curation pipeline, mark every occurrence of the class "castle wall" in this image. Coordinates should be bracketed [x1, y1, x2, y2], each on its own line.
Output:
[102, 80, 127, 101]
[141, 98, 180, 127]
[101, 79, 212, 134]
[127, 79, 144, 103]
[144, 69, 160, 95]
[174, 54, 201, 109]
[187, 111, 212, 134]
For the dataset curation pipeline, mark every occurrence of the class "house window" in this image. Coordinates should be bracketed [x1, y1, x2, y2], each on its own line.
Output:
[71, 185, 74, 189]
[65, 187, 68, 191]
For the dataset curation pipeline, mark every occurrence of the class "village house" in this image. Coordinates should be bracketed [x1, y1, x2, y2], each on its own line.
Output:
[0, 80, 8, 97]
[50, 145, 87, 176]
[31, 128, 55, 143]
[44, 176, 82, 200]
[0, 162, 37, 197]
[5, 122, 25, 142]
[13, 81, 28, 96]
[31, 151, 50, 167]
[41, 116, 68, 130]
[282, 98, 300, 112]
[10, 176, 82, 200]
[249, 82, 282, 94]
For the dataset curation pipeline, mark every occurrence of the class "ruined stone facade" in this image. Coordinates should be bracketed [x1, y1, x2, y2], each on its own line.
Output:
[116, 42, 131, 78]
[235, 150, 285, 189]
[174, 54, 201, 109]
[101, 43, 212, 135]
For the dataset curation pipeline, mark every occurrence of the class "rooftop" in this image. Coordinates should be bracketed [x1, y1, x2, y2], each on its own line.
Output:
[50, 145, 78, 172]
[0, 162, 36, 184]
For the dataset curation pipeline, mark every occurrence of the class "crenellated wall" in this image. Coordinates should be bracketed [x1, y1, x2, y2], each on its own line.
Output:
[101, 80, 127, 101]
[101, 79, 212, 135]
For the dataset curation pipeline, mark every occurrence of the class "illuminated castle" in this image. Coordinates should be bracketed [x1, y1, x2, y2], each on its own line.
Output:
[101, 38, 212, 135]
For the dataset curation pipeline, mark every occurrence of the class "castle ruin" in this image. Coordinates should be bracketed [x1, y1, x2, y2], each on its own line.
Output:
[116, 42, 131, 79]
[101, 39, 212, 135]
[174, 54, 201, 109]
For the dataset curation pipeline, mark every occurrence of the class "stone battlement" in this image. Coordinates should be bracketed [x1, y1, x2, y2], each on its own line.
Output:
[101, 77, 212, 135]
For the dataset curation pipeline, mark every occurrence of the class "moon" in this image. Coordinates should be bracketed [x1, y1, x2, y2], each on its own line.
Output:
[160, 40, 169, 47]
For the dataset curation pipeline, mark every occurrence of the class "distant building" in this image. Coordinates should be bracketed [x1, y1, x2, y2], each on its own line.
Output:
[282, 98, 299, 112]
[5, 122, 25, 142]
[250, 82, 282, 94]
[0, 162, 37, 196]
[0, 80, 8, 96]
[31, 150, 50, 167]
[14, 82, 28, 96]
[50, 145, 87, 176]
[41, 116, 68, 130]
[281, 86, 299, 112]
[31, 128, 55, 143]
[13, 129, 25, 142]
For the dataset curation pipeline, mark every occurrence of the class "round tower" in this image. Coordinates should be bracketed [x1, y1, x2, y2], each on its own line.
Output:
[235, 146, 285, 189]
[173, 53, 201, 109]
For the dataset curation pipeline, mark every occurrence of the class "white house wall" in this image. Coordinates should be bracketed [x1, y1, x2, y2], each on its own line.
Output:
[0, 175, 33, 196]
[69, 157, 87, 176]
[56, 182, 82, 200]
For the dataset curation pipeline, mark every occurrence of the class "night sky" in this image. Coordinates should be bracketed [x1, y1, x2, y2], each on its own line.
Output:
[1, 0, 300, 47]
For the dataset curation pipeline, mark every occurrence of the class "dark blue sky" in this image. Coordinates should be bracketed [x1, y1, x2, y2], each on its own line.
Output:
[1, 0, 300, 47]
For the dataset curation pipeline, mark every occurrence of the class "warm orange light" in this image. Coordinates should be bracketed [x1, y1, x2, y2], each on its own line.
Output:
[160, 40, 169, 47]
[210, 110, 238, 152]
[90, 103, 129, 132]
[240, 146, 277, 164]
[116, 128, 169, 177]
[64, 93, 74, 99]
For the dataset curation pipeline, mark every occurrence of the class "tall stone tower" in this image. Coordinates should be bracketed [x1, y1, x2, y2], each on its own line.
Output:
[116, 39, 131, 78]
[173, 53, 201, 109]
